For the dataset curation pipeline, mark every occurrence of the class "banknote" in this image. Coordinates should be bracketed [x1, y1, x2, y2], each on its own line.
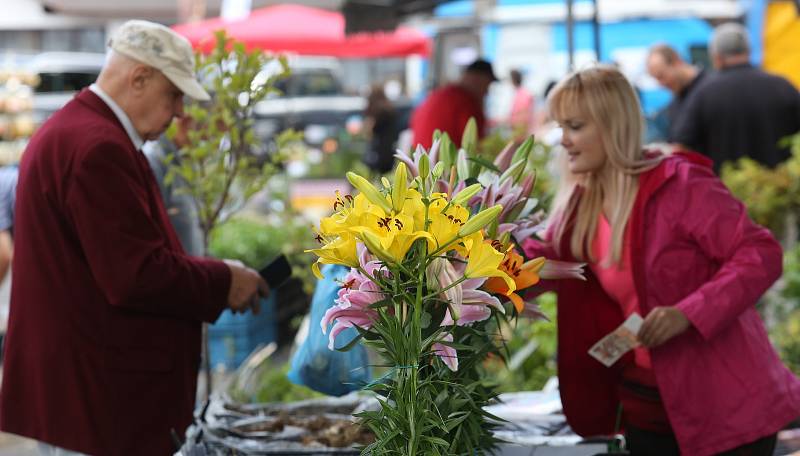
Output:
[588, 313, 644, 367]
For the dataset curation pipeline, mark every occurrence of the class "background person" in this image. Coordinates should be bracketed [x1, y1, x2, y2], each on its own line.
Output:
[0, 165, 16, 362]
[524, 65, 799, 455]
[672, 22, 800, 172]
[507, 68, 534, 141]
[144, 115, 203, 256]
[410, 58, 498, 149]
[645, 43, 706, 142]
[0, 20, 267, 456]
[361, 84, 399, 175]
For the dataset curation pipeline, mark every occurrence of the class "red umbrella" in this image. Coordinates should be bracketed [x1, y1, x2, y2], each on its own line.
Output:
[172, 4, 431, 58]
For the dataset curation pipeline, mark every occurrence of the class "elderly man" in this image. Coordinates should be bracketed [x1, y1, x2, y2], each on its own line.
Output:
[646, 44, 706, 142]
[0, 20, 267, 456]
[411, 58, 498, 149]
[672, 22, 800, 172]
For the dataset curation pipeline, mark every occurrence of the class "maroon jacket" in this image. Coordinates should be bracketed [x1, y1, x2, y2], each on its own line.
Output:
[0, 90, 231, 455]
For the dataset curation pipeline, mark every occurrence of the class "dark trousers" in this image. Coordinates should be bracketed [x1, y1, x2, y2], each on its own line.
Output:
[625, 424, 777, 456]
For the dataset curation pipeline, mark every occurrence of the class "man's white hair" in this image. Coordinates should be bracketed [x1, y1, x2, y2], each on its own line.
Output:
[710, 22, 750, 57]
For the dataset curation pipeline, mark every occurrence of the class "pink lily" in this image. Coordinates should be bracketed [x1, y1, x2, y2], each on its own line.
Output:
[492, 141, 516, 171]
[498, 215, 547, 245]
[433, 333, 458, 371]
[321, 262, 385, 349]
[394, 140, 440, 178]
[540, 260, 586, 281]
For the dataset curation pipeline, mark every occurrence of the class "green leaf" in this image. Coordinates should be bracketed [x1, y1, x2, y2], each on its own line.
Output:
[420, 311, 431, 329]
[467, 155, 501, 174]
[333, 333, 364, 352]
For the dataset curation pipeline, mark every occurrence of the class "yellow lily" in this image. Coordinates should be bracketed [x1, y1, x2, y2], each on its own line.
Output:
[426, 196, 469, 253]
[319, 192, 371, 236]
[357, 211, 433, 263]
[464, 238, 516, 293]
[306, 234, 359, 279]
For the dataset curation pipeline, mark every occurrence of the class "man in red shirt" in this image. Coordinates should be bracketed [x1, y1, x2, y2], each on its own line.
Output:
[411, 58, 498, 149]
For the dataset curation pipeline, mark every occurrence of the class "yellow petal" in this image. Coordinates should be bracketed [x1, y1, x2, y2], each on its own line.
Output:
[311, 261, 324, 279]
[464, 240, 504, 278]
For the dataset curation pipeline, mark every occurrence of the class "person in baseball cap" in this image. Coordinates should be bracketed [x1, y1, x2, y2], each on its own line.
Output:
[109, 20, 210, 101]
[86, 19, 214, 144]
[0, 19, 266, 455]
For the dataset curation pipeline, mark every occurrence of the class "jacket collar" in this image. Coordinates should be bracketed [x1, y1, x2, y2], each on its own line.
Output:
[74, 89, 137, 150]
[637, 150, 713, 201]
[88, 84, 144, 150]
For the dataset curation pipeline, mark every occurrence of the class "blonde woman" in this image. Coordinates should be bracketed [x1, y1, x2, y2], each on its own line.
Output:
[523, 66, 800, 455]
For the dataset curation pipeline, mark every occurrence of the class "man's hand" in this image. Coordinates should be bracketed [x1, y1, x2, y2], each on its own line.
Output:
[638, 306, 691, 348]
[224, 260, 269, 314]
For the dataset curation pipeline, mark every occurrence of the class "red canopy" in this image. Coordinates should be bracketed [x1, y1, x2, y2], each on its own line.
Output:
[172, 4, 431, 58]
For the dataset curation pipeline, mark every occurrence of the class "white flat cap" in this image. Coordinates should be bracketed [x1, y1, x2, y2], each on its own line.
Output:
[109, 20, 210, 101]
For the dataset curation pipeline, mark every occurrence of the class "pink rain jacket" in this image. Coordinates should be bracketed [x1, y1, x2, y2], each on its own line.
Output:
[524, 151, 800, 455]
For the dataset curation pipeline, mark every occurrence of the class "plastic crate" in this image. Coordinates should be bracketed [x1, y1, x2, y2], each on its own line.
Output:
[209, 293, 276, 370]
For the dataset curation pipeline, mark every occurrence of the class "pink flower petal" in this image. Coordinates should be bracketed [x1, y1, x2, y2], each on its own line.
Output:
[433, 333, 458, 371]
[456, 305, 492, 325]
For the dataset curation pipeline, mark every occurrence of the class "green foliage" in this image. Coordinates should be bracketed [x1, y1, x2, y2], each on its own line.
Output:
[229, 362, 323, 403]
[720, 131, 800, 239]
[208, 217, 286, 269]
[486, 293, 557, 393]
[774, 308, 800, 376]
[166, 30, 295, 250]
[352, 251, 505, 455]
[208, 212, 318, 295]
[304, 131, 372, 179]
[770, 245, 800, 374]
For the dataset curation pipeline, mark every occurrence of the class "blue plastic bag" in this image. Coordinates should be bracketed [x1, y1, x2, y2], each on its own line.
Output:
[287, 264, 371, 396]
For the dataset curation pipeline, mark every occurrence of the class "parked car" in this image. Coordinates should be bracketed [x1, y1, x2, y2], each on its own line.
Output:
[26, 52, 105, 124]
[253, 57, 366, 148]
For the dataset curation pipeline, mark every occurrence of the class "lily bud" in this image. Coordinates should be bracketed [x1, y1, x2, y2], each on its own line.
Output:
[360, 230, 394, 265]
[458, 205, 503, 237]
[432, 162, 445, 181]
[347, 172, 392, 213]
[451, 183, 482, 207]
[461, 117, 478, 155]
[499, 158, 526, 184]
[418, 154, 430, 180]
[392, 163, 408, 212]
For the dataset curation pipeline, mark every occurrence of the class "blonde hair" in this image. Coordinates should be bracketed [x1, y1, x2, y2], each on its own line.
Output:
[547, 65, 662, 265]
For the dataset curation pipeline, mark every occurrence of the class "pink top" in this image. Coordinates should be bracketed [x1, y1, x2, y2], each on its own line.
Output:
[509, 87, 534, 133]
[590, 213, 652, 368]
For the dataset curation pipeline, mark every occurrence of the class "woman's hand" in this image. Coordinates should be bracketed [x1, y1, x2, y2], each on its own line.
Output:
[638, 307, 691, 348]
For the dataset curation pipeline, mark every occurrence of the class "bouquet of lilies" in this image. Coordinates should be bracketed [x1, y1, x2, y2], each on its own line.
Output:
[307, 122, 582, 455]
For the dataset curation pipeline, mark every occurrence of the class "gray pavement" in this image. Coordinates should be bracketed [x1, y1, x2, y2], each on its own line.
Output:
[0, 431, 37, 456]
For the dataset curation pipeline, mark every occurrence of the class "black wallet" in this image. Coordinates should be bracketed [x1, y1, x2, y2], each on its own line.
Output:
[259, 254, 292, 288]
